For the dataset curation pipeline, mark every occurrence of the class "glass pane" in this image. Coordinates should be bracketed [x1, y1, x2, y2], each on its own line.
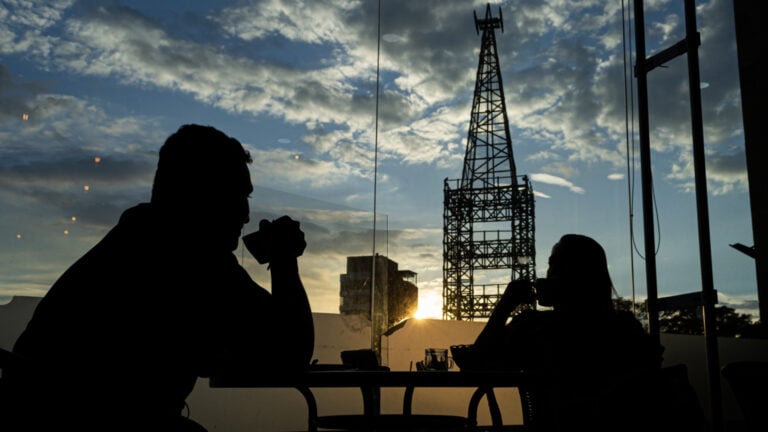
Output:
[0, 1, 758, 325]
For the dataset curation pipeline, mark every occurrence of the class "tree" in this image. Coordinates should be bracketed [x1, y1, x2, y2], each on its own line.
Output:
[613, 297, 761, 338]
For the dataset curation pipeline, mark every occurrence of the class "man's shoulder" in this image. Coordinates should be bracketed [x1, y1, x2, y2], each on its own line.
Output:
[117, 202, 155, 225]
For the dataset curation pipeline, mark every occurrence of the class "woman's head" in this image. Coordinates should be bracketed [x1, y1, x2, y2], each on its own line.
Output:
[545, 234, 614, 310]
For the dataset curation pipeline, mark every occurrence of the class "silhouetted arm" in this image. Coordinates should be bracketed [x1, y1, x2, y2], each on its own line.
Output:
[263, 216, 315, 368]
[269, 255, 314, 367]
[474, 279, 532, 348]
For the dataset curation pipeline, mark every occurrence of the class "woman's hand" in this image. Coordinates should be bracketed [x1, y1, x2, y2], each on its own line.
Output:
[495, 279, 534, 313]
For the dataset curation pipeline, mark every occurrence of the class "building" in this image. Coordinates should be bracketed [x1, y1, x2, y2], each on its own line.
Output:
[340, 255, 418, 328]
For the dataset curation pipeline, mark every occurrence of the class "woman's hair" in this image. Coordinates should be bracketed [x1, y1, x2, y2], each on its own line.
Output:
[554, 234, 615, 309]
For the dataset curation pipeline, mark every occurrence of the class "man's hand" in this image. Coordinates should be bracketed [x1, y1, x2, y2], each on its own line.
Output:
[242, 216, 306, 264]
[268, 216, 306, 259]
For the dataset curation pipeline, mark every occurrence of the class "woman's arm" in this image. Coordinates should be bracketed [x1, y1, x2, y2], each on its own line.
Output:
[474, 279, 533, 347]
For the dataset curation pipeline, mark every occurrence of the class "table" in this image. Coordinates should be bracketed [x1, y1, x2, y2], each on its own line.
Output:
[210, 367, 530, 431]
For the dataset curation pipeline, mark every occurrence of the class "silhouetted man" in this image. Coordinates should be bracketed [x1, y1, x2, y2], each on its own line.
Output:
[0, 124, 314, 431]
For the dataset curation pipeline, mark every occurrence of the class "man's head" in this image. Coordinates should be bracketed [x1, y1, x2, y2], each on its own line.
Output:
[151, 124, 253, 251]
[545, 234, 614, 310]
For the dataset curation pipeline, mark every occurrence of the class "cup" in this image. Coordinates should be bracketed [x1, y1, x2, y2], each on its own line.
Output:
[424, 348, 454, 371]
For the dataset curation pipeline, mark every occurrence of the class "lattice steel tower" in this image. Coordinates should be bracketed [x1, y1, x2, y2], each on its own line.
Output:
[442, 4, 536, 321]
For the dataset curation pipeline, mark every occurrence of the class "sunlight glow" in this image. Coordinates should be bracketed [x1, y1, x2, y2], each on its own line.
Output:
[414, 290, 443, 319]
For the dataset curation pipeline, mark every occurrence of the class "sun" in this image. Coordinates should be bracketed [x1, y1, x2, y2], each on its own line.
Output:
[413, 290, 443, 319]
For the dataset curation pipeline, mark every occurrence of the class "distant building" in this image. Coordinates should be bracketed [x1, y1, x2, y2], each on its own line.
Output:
[339, 255, 418, 328]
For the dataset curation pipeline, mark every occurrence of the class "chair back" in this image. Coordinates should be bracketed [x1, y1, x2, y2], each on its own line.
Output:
[722, 360, 768, 432]
[648, 364, 710, 432]
[0, 347, 26, 378]
[0, 347, 27, 425]
[516, 364, 709, 432]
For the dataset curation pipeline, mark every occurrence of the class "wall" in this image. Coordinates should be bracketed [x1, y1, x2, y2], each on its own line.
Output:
[186, 316, 514, 431]
[661, 333, 768, 427]
[0, 297, 517, 430]
[3, 296, 768, 431]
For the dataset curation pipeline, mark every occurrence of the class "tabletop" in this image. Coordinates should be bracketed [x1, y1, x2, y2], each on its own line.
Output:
[209, 367, 530, 389]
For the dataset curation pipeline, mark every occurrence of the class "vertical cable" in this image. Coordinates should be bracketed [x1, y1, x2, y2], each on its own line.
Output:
[370, 0, 382, 351]
[621, 0, 637, 312]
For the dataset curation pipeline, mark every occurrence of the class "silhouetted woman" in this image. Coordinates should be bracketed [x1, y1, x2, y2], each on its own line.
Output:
[472, 234, 665, 431]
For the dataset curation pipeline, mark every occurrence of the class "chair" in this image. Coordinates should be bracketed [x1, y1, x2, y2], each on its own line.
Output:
[466, 386, 526, 432]
[1, 347, 209, 432]
[721, 360, 768, 432]
[0, 346, 26, 395]
[0, 347, 27, 428]
[469, 364, 709, 432]
[573, 363, 709, 432]
[0, 346, 23, 372]
[632, 363, 710, 432]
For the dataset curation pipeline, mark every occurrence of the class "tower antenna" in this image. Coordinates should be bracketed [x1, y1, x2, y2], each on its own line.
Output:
[443, 3, 535, 321]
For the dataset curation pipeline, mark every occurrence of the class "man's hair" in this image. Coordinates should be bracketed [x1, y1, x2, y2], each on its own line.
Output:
[151, 124, 252, 204]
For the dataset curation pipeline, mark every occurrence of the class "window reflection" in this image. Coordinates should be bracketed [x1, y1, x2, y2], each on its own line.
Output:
[0, 1, 758, 324]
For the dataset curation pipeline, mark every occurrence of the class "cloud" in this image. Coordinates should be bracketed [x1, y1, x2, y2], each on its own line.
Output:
[0, 0, 747, 197]
[666, 147, 748, 195]
[0, 0, 753, 313]
[530, 172, 585, 194]
[717, 293, 760, 321]
[213, 0, 361, 45]
[608, 173, 624, 181]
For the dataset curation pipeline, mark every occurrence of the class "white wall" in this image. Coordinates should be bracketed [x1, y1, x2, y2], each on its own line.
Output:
[186, 315, 518, 431]
[0, 297, 508, 431]
[4, 296, 768, 431]
[0, 296, 39, 351]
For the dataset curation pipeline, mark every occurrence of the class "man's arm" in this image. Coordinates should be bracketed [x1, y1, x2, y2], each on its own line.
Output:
[269, 256, 314, 368]
[257, 216, 314, 368]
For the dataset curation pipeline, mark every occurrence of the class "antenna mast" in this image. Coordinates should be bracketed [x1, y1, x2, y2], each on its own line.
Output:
[443, 3, 536, 321]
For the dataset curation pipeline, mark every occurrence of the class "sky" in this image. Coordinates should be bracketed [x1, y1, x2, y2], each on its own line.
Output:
[0, 0, 758, 321]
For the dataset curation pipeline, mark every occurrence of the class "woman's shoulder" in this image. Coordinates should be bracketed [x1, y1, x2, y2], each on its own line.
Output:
[612, 309, 647, 329]
[509, 309, 562, 338]
[511, 308, 551, 325]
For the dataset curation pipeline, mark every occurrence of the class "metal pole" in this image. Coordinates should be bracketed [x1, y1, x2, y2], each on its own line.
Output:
[682, 2, 722, 430]
[733, 0, 768, 327]
[632, 0, 661, 344]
